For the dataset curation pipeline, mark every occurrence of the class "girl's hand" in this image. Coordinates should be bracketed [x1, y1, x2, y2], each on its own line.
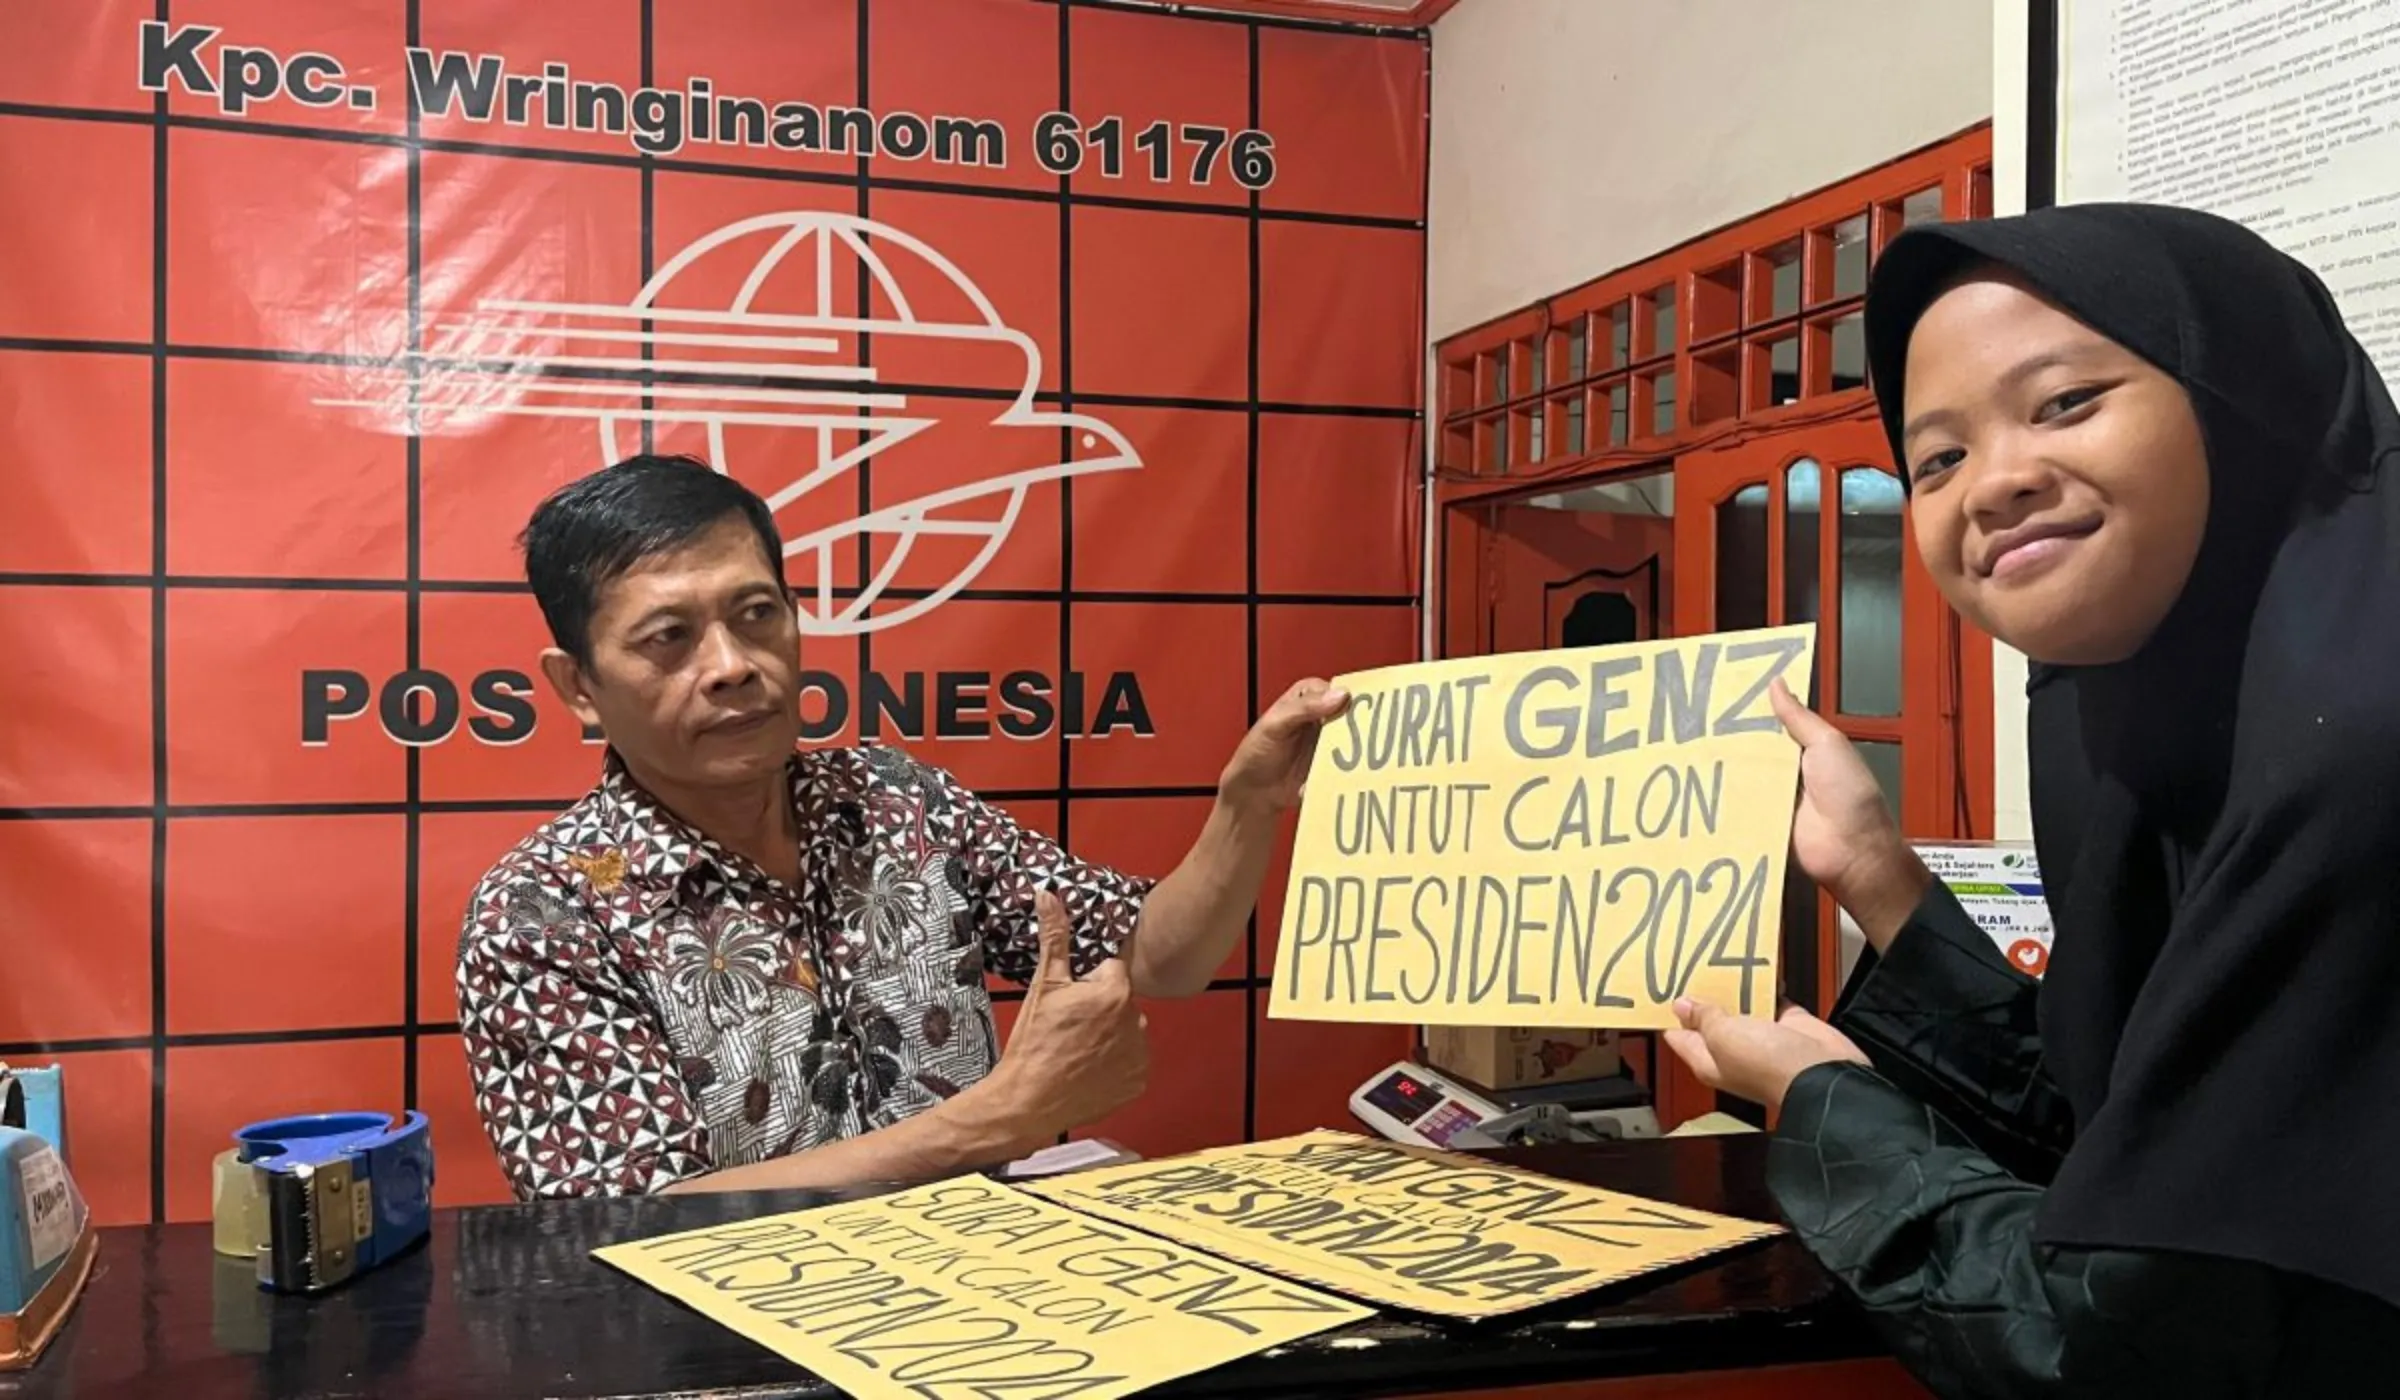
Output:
[1663, 997, 1868, 1114]
[1771, 679, 1929, 952]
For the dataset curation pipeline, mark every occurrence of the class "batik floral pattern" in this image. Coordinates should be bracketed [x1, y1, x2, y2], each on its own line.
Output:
[661, 906, 786, 1030]
[455, 746, 1153, 1201]
[840, 858, 935, 966]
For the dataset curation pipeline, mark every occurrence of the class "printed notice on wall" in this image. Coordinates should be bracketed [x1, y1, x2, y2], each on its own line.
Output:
[2060, 0, 2400, 381]
[593, 1179, 1369, 1400]
[1268, 626, 1814, 1031]
[1021, 1130, 1784, 1319]
[1914, 841, 2053, 979]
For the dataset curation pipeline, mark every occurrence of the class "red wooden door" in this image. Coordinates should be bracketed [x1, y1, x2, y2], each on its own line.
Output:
[1673, 417, 1942, 818]
[1664, 415, 1951, 1121]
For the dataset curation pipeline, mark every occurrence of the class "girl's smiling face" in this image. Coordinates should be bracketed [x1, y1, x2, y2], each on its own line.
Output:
[1900, 270, 2212, 666]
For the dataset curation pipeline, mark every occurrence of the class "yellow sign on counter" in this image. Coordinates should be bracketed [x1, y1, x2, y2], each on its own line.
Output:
[1022, 1130, 1784, 1319]
[1269, 625, 1815, 1030]
[593, 1176, 1370, 1400]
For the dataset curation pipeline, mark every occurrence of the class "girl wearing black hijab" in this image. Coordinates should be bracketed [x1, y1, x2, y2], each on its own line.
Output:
[1663, 202, 2400, 1396]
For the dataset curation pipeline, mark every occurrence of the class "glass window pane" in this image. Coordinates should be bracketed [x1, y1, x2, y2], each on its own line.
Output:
[1832, 215, 1871, 300]
[1495, 416, 1511, 470]
[1567, 321, 1588, 379]
[1495, 343, 1512, 399]
[1651, 371, 1677, 436]
[1650, 286, 1677, 357]
[1715, 484, 1771, 633]
[1838, 466, 1906, 717]
[1607, 303, 1631, 368]
[1902, 187, 1944, 229]
[1528, 338, 1545, 393]
[1785, 459, 1821, 627]
[1608, 382, 1630, 445]
[1769, 336, 1801, 407]
[1566, 396, 1587, 454]
[1855, 740, 1904, 824]
[1765, 240, 1803, 319]
[1527, 410, 1545, 462]
[1831, 314, 1867, 393]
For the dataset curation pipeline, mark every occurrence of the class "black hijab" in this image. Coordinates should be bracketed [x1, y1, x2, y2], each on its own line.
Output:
[1864, 203, 2400, 1309]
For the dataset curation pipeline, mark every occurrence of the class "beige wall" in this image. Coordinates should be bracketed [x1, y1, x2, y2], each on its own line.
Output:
[1427, 0, 1998, 339]
[1988, 0, 2033, 839]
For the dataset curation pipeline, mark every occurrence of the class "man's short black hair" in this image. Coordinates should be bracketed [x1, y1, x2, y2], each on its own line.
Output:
[520, 454, 784, 664]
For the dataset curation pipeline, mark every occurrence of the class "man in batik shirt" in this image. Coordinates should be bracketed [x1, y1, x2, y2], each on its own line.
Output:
[458, 455, 1343, 1199]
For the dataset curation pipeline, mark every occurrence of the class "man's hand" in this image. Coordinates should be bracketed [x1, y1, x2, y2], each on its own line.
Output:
[1663, 998, 1867, 1115]
[1217, 677, 1350, 817]
[1771, 678, 1929, 952]
[1124, 680, 1343, 998]
[987, 891, 1148, 1149]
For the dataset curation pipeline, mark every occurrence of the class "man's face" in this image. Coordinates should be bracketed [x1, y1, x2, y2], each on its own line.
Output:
[541, 517, 801, 791]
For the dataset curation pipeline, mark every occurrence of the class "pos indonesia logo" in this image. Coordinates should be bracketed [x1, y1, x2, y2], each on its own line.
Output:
[329, 211, 1142, 636]
[305, 211, 1155, 751]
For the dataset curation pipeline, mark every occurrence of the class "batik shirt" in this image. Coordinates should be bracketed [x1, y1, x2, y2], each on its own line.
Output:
[455, 745, 1152, 1201]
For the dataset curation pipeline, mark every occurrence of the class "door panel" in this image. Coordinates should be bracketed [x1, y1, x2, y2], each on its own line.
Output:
[1676, 418, 1938, 815]
[1669, 416, 1958, 1124]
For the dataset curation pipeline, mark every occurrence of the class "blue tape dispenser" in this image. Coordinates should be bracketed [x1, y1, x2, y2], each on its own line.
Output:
[1, 1061, 94, 1370]
[218, 1112, 435, 1294]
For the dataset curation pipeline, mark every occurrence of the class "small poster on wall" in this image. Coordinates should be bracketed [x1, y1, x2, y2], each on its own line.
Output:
[1915, 841, 2051, 979]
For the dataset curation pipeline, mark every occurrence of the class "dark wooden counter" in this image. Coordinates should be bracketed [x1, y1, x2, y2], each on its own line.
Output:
[0, 1135, 1909, 1400]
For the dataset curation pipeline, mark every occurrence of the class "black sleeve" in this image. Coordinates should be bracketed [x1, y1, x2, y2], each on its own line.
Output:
[1770, 1062, 2294, 1400]
[1830, 880, 2076, 1182]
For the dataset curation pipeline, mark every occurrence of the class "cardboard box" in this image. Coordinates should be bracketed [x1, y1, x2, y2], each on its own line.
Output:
[1422, 1025, 1620, 1093]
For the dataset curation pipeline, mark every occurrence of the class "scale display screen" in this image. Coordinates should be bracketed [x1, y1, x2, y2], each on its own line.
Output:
[1362, 1069, 1438, 1124]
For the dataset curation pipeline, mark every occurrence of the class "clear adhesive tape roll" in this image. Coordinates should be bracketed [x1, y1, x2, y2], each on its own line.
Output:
[211, 1148, 267, 1260]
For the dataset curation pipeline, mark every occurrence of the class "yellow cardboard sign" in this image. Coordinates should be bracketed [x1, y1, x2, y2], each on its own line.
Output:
[1021, 1130, 1784, 1319]
[592, 1177, 1370, 1400]
[1270, 625, 1815, 1030]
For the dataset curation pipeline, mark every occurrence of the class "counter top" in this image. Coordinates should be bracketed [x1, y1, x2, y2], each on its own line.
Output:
[1, 1135, 1890, 1399]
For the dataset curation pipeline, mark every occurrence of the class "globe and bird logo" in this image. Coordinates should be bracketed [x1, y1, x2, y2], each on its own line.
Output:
[326, 210, 1143, 636]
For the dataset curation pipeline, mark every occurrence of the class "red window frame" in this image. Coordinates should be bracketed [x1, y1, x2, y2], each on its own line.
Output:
[1434, 126, 1994, 481]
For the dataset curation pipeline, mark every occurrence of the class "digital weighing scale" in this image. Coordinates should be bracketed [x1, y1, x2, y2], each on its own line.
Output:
[1349, 1061, 1660, 1150]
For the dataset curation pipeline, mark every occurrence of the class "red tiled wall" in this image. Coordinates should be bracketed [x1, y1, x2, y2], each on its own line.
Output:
[0, 0, 1426, 1221]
